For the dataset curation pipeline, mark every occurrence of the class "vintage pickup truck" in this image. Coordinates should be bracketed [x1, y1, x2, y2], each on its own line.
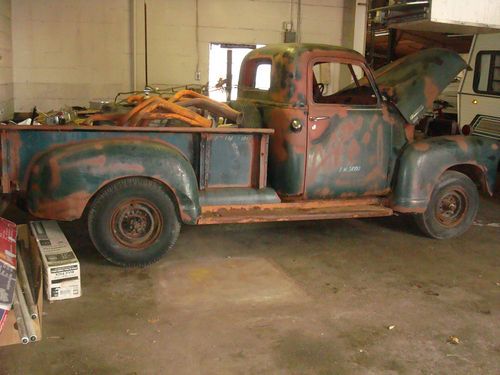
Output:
[1, 44, 498, 266]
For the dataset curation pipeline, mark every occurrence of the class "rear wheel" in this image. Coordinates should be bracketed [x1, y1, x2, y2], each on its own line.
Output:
[88, 178, 180, 267]
[414, 171, 478, 239]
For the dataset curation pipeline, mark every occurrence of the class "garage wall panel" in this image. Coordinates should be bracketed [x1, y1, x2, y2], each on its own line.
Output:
[136, 0, 348, 90]
[11, 0, 349, 112]
[11, 0, 133, 112]
[0, 0, 13, 121]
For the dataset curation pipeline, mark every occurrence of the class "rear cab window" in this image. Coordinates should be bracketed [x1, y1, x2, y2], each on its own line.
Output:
[241, 58, 272, 91]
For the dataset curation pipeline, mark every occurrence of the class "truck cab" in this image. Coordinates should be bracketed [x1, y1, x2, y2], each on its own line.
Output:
[236, 44, 486, 204]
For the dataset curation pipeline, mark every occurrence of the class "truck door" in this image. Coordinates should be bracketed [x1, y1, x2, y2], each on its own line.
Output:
[305, 58, 392, 199]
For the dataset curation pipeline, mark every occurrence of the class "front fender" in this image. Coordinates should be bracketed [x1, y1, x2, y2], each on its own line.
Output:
[391, 136, 499, 212]
[26, 138, 201, 224]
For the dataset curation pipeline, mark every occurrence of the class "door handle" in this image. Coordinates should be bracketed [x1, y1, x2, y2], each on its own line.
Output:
[309, 116, 330, 121]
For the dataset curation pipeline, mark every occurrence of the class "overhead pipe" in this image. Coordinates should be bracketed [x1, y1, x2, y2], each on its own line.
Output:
[144, 1, 149, 89]
[131, 0, 137, 91]
[297, 0, 302, 42]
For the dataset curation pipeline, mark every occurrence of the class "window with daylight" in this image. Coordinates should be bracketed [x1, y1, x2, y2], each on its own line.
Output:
[474, 51, 500, 96]
[311, 61, 378, 106]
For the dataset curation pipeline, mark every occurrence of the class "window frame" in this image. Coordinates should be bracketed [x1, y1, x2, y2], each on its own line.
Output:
[240, 57, 273, 92]
[473, 50, 500, 96]
[308, 56, 382, 108]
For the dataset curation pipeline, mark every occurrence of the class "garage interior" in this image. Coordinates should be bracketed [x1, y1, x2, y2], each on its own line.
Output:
[0, 1, 499, 374]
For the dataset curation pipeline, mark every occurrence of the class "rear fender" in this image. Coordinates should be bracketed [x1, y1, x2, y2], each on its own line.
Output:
[391, 136, 499, 212]
[26, 139, 200, 224]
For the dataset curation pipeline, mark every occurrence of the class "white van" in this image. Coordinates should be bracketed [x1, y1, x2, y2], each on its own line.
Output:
[458, 33, 500, 140]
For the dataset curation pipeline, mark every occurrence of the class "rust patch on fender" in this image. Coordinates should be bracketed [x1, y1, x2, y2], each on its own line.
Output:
[443, 136, 468, 152]
[413, 142, 430, 152]
[31, 191, 92, 220]
[424, 77, 440, 108]
[404, 124, 415, 142]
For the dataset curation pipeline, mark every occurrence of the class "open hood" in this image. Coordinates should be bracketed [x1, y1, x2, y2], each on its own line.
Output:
[371, 48, 467, 125]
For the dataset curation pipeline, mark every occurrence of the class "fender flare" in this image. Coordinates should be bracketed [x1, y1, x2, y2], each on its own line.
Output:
[391, 136, 499, 213]
[26, 138, 201, 224]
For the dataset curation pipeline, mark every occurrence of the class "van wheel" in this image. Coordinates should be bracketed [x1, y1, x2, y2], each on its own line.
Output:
[87, 178, 180, 267]
[414, 171, 478, 239]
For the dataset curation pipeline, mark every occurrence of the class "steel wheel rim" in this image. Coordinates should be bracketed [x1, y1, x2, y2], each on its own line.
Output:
[435, 189, 467, 227]
[111, 199, 163, 250]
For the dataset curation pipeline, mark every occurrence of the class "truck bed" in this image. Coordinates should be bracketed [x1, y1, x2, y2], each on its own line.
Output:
[0, 125, 274, 196]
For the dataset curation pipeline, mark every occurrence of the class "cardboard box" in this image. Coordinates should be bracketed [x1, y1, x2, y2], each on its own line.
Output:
[0, 224, 43, 346]
[29, 221, 81, 301]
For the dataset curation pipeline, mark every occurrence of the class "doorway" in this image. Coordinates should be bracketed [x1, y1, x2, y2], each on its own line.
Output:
[208, 43, 264, 102]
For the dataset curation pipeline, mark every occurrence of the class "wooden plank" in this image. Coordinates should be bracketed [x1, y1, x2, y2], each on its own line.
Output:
[258, 134, 269, 189]
[389, 19, 499, 34]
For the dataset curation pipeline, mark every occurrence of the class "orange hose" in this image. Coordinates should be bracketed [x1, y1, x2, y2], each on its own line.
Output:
[127, 97, 211, 127]
[84, 113, 124, 126]
[168, 89, 206, 103]
[126, 94, 146, 104]
[121, 96, 162, 125]
[86, 91, 219, 128]
[142, 113, 208, 127]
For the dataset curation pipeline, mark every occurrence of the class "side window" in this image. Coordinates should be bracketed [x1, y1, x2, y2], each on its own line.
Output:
[254, 63, 271, 90]
[312, 61, 378, 105]
[241, 58, 272, 91]
[473, 51, 500, 96]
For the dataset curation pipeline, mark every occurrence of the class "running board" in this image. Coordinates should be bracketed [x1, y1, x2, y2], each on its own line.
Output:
[198, 198, 393, 225]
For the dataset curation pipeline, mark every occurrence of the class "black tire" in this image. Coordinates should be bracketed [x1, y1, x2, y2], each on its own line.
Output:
[87, 178, 180, 267]
[414, 171, 479, 239]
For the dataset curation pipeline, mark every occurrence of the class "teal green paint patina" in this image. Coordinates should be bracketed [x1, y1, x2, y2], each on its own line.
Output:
[0, 43, 496, 229]
[392, 135, 500, 211]
[26, 139, 201, 223]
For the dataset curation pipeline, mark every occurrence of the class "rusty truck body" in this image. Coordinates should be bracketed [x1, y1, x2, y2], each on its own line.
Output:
[1, 44, 498, 266]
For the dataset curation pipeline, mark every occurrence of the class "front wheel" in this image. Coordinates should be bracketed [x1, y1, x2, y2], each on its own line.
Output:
[414, 171, 479, 239]
[87, 178, 180, 267]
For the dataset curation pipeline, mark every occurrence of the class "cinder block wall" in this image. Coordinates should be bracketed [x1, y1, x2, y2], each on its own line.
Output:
[11, 0, 355, 112]
[11, 0, 133, 112]
[135, 0, 349, 89]
[0, 0, 13, 121]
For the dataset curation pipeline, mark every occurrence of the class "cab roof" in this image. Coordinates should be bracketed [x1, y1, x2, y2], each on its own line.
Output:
[238, 43, 366, 106]
[245, 43, 365, 62]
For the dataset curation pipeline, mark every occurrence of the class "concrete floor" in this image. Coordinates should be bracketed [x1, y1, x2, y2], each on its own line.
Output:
[0, 196, 499, 375]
